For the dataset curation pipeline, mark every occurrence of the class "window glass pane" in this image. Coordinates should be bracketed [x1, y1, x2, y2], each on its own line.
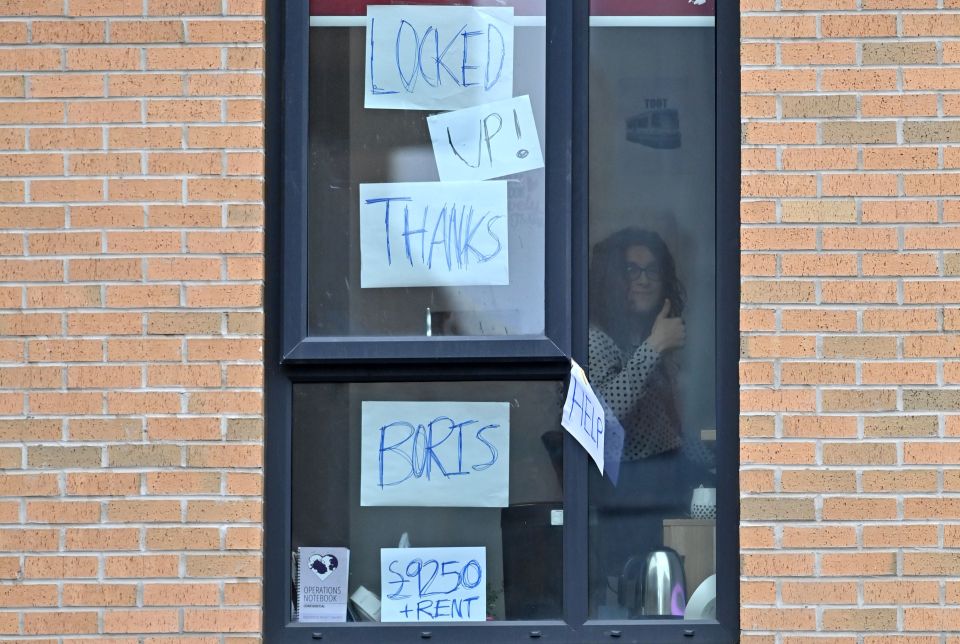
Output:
[291, 380, 564, 622]
[586, 3, 718, 620]
[307, 1, 547, 337]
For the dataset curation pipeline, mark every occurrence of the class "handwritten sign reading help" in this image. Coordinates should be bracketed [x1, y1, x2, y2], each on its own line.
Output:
[361, 401, 510, 507]
[562, 361, 605, 474]
[359, 181, 509, 289]
[381, 547, 486, 622]
[428, 95, 544, 182]
[365, 5, 514, 110]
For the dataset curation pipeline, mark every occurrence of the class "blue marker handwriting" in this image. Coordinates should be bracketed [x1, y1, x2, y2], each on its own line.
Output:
[378, 416, 500, 489]
[365, 196, 503, 274]
[369, 16, 507, 97]
[381, 547, 486, 622]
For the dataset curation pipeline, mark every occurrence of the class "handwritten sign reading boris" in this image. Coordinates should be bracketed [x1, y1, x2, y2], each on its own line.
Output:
[428, 95, 544, 182]
[359, 181, 509, 288]
[361, 401, 510, 507]
[381, 547, 486, 622]
[562, 361, 605, 474]
[365, 5, 514, 110]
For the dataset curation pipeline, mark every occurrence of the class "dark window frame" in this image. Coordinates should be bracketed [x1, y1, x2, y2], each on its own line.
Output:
[264, 1, 740, 641]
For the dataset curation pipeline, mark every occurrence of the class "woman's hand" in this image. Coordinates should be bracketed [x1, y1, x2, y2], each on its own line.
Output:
[647, 299, 685, 353]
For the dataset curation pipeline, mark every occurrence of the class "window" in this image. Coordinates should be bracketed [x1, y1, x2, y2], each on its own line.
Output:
[265, 1, 739, 642]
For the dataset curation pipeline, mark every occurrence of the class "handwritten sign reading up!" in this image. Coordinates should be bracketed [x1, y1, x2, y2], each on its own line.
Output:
[361, 401, 510, 507]
[428, 95, 544, 182]
[359, 181, 509, 289]
[381, 547, 487, 622]
[365, 5, 514, 111]
[562, 361, 605, 474]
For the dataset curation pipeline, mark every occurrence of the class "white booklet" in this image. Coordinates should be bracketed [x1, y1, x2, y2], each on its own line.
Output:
[297, 547, 350, 622]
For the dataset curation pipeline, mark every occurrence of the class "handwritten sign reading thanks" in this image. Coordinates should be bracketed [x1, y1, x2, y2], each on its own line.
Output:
[359, 181, 509, 288]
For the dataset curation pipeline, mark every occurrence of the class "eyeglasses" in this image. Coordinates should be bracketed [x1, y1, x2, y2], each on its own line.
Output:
[625, 262, 662, 283]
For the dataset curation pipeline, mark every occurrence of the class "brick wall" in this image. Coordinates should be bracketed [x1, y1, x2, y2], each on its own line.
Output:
[0, 0, 264, 640]
[741, 1, 960, 641]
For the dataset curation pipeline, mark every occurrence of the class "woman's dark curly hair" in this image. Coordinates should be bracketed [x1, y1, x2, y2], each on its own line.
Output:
[589, 227, 686, 349]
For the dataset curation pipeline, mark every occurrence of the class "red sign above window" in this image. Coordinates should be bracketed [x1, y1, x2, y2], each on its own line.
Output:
[310, 0, 714, 17]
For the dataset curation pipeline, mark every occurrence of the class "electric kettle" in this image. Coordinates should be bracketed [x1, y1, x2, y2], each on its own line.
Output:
[640, 547, 687, 617]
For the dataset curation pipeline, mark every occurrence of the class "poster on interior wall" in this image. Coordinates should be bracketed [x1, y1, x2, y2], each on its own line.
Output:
[359, 181, 509, 288]
[360, 401, 510, 507]
[364, 5, 514, 110]
[427, 95, 544, 182]
[297, 547, 351, 622]
[381, 546, 487, 622]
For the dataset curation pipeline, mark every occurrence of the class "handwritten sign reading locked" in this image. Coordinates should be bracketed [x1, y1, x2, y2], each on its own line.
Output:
[365, 5, 514, 111]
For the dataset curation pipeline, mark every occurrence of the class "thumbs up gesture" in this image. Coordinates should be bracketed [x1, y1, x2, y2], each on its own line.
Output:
[647, 299, 686, 353]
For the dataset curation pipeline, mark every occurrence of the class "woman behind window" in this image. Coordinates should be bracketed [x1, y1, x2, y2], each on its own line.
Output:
[588, 227, 711, 615]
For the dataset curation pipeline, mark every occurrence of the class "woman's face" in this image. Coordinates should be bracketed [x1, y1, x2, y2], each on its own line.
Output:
[625, 245, 663, 315]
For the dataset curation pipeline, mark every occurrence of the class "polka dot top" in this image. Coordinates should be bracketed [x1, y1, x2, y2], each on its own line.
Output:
[588, 326, 682, 461]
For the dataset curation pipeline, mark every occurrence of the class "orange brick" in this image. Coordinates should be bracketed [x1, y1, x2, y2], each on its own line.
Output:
[69, 153, 141, 176]
[149, 152, 221, 175]
[782, 582, 857, 605]
[144, 583, 219, 607]
[862, 94, 938, 117]
[822, 69, 897, 91]
[24, 612, 97, 635]
[147, 364, 220, 387]
[187, 73, 263, 96]
[146, 527, 219, 550]
[149, 0, 222, 15]
[822, 14, 897, 37]
[106, 285, 181, 308]
[24, 556, 97, 580]
[30, 74, 104, 98]
[823, 442, 896, 465]
[184, 608, 260, 633]
[107, 231, 181, 253]
[741, 608, 815, 631]
[63, 584, 137, 607]
[103, 609, 180, 634]
[146, 471, 219, 495]
[65, 527, 139, 551]
[784, 416, 857, 438]
[68, 100, 141, 124]
[69, 257, 141, 282]
[67, 47, 140, 71]
[742, 15, 816, 38]
[187, 20, 263, 43]
[147, 417, 220, 440]
[111, 21, 184, 43]
[70, 0, 142, 15]
[147, 46, 221, 70]
[109, 178, 182, 202]
[66, 473, 139, 497]
[822, 552, 897, 576]
[865, 580, 940, 605]
[781, 42, 856, 66]
[110, 73, 183, 96]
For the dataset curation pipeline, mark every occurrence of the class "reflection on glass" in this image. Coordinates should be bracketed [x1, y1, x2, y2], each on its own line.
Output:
[306, 1, 546, 337]
[587, 19, 718, 620]
[292, 380, 564, 622]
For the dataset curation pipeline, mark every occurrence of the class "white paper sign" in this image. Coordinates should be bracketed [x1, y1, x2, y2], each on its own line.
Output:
[428, 95, 545, 181]
[359, 181, 509, 288]
[361, 401, 510, 507]
[298, 547, 350, 623]
[381, 547, 486, 622]
[365, 5, 514, 110]
[562, 361, 605, 474]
